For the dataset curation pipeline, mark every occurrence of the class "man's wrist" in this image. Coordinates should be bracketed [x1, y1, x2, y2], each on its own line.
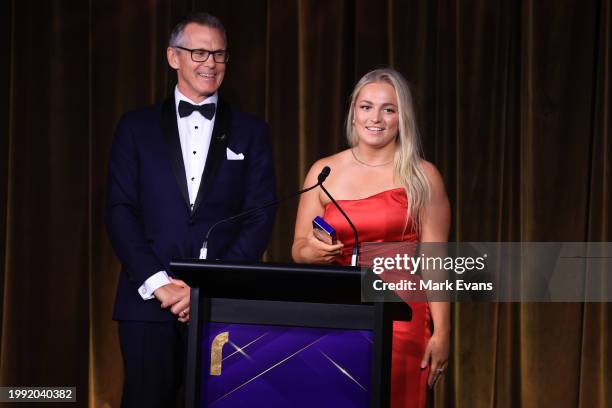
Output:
[138, 271, 171, 300]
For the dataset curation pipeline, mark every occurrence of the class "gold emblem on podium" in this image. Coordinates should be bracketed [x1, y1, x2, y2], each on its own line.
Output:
[210, 331, 229, 376]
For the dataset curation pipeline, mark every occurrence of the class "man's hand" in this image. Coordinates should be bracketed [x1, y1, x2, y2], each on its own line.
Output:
[169, 277, 190, 322]
[154, 282, 186, 308]
[153, 278, 191, 322]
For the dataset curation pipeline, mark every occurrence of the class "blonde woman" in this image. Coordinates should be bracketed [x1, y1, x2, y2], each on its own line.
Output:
[292, 68, 450, 407]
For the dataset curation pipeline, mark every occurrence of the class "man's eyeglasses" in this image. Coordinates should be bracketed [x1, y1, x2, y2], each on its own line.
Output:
[175, 46, 230, 63]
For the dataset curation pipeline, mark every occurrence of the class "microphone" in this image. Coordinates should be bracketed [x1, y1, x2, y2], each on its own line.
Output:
[200, 166, 331, 259]
[317, 166, 330, 183]
[318, 183, 360, 267]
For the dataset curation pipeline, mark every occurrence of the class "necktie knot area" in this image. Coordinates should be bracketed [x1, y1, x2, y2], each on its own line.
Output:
[178, 100, 216, 119]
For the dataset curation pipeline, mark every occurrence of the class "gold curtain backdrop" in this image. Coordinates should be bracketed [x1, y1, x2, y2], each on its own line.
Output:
[1, 1, 610, 407]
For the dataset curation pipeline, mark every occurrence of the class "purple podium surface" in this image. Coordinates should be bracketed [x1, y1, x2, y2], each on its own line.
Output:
[202, 323, 372, 407]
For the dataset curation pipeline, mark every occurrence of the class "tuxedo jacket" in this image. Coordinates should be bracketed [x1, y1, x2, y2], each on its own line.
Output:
[106, 95, 277, 321]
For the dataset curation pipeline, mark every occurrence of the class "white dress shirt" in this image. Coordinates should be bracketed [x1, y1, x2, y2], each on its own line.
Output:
[138, 87, 218, 300]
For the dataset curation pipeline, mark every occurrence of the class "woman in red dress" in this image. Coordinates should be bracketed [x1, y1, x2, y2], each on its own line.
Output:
[292, 68, 450, 407]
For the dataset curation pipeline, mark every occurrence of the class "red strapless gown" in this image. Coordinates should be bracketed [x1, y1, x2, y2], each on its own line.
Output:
[323, 188, 430, 408]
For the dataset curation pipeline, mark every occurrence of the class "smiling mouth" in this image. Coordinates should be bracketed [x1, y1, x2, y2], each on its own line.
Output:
[197, 72, 216, 79]
[365, 126, 385, 132]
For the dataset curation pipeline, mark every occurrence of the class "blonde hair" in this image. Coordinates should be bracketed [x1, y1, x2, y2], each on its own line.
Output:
[345, 68, 430, 234]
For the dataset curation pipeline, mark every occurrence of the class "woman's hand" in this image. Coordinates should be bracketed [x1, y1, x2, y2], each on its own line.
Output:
[294, 230, 344, 264]
[420, 329, 450, 387]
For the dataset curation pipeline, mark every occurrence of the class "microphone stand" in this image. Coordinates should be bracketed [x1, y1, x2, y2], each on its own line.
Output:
[200, 167, 331, 260]
[318, 183, 360, 267]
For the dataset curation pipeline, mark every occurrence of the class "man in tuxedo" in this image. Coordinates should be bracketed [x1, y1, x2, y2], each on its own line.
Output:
[105, 12, 276, 407]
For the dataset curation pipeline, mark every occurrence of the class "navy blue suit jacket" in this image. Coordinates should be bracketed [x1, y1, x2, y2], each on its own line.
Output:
[106, 95, 277, 321]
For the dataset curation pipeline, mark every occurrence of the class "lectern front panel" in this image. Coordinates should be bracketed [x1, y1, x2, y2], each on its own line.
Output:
[201, 322, 372, 407]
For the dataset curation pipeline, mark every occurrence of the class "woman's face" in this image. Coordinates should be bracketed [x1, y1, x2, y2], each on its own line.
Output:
[353, 81, 399, 148]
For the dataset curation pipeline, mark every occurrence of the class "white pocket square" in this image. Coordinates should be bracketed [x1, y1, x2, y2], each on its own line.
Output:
[226, 148, 244, 160]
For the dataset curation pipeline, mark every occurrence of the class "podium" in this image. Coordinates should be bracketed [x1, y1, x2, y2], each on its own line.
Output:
[172, 260, 411, 408]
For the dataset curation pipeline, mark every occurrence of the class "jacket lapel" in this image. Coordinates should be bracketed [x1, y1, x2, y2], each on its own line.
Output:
[192, 98, 232, 214]
[161, 95, 190, 208]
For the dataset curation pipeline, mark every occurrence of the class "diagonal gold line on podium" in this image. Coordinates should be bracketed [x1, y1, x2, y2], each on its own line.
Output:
[319, 350, 367, 391]
[223, 333, 269, 361]
[211, 336, 327, 405]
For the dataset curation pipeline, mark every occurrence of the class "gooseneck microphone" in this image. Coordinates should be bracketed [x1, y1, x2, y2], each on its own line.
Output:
[318, 183, 360, 267]
[200, 166, 332, 259]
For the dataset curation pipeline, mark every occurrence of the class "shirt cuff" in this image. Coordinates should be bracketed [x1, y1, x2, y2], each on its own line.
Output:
[138, 271, 171, 300]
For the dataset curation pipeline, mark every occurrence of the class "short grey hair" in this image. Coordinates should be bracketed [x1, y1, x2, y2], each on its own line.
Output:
[168, 12, 227, 48]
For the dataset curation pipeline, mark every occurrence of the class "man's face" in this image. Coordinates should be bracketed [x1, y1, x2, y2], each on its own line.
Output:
[167, 23, 226, 102]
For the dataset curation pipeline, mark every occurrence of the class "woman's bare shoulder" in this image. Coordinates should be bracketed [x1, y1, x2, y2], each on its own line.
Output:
[308, 149, 352, 177]
[419, 160, 445, 187]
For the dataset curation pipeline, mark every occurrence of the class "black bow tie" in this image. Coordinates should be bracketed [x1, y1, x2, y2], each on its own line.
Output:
[178, 100, 216, 119]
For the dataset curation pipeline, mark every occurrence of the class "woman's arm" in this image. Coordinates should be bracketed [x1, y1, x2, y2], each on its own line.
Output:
[292, 160, 344, 263]
[419, 161, 451, 387]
